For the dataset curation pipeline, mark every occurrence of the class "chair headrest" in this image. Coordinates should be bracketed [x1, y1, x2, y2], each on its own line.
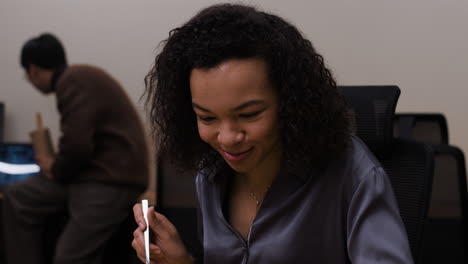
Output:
[338, 85, 401, 159]
[394, 113, 449, 145]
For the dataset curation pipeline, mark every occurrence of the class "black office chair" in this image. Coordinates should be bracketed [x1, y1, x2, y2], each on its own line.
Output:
[339, 85, 434, 264]
[156, 152, 201, 257]
[394, 113, 449, 145]
[394, 113, 467, 263]
[421, 145, 468, 263]
[338, 86, 399, 161]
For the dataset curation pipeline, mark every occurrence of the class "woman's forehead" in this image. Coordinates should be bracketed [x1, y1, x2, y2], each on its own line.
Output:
[189, 58, 277, 110]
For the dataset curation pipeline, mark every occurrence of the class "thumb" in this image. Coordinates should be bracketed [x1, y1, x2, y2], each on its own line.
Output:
[147, 207, 175, 238]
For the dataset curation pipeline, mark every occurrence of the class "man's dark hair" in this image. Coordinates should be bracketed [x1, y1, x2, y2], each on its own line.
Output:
[20, 33, 67, 72]
[145, 4, 351, 177]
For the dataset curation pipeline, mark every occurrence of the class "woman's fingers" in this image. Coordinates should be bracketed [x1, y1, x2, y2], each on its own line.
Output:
[132, 206, 191, 263]
[132, 227, 145, 257]
[133, 203, 146, 231]
[134, 204, 174, 239]
[132, 230, 163, 263]
[132, 206, 169, 263]
[135, 248, 160, 264]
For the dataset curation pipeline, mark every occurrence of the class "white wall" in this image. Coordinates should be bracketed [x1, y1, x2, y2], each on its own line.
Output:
[1, 0, 467, 154]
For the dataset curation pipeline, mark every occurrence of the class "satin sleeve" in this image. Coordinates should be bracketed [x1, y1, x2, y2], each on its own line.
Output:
[347, 166, 414, 263]
[193, 174, 204, 264]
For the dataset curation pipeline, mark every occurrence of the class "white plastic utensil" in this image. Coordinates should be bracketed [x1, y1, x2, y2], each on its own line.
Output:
[142, 199, 150, 264]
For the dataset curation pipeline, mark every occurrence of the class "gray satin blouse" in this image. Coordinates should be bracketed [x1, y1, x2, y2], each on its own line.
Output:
[195, 136, 413, 263]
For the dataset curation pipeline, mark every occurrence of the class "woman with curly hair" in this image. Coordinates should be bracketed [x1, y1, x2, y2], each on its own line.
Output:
[132, 3, 413, 264]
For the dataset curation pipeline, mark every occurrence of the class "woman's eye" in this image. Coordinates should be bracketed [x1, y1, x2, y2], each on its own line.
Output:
[239, 111, 261, 119]
[198, 116, 216, 122]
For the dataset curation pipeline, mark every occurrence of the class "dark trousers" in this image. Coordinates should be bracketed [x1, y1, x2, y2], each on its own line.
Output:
[2, 174, 141, 264]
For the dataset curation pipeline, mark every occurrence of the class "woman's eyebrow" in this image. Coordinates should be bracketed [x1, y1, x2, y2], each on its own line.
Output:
[192, 100, 266, 113]
[233, 100, 265, 111]
[192, 103, 212, 113]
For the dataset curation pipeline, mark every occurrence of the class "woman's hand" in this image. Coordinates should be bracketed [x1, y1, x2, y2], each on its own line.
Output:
[132, 203, 194, 264]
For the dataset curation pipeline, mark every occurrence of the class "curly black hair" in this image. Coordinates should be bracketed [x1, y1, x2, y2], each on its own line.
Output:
[145, 3, 351, 176]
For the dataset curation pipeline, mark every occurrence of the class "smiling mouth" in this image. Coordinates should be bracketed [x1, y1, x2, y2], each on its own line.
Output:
[223, 147, 254, 161]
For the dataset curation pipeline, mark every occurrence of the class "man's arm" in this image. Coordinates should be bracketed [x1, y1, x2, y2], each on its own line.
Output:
[51, 78, 97, 183]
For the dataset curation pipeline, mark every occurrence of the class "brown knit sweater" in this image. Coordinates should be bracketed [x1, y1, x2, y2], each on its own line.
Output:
[51, 65, 148, 190]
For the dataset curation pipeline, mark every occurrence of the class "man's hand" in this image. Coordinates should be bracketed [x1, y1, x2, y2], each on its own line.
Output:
[35, 155, 54, 179]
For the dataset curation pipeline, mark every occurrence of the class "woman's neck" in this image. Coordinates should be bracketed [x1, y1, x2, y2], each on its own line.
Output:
[238, 143, 282, 194]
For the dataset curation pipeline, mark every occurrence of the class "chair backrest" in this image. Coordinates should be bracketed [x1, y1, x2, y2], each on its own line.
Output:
[429, 146, 467, 220]
[339, 85, 434, 263]
[394, 113, 449, 145]
[381, 139, 434, 262]
[393, 113, 467, 262]
[422, 145, 467, 263]
[338, 85, 400, 159]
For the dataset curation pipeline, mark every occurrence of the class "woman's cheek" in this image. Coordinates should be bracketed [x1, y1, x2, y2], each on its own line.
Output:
[197, 123, 215, 144]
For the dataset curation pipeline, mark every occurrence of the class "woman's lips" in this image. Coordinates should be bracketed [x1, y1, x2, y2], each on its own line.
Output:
[223, 147, 253, 161]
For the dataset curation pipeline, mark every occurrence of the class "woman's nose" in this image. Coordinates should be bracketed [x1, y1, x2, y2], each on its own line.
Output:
[217, 123, 245, 148]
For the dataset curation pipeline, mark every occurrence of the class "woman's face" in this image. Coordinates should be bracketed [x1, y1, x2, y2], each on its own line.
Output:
[190, 58, 281, 176]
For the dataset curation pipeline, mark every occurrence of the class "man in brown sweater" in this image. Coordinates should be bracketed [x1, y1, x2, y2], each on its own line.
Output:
[2, 33, 149, 264]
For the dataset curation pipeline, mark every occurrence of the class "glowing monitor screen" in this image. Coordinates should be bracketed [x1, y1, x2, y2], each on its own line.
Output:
[0, 143, 38, 189]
